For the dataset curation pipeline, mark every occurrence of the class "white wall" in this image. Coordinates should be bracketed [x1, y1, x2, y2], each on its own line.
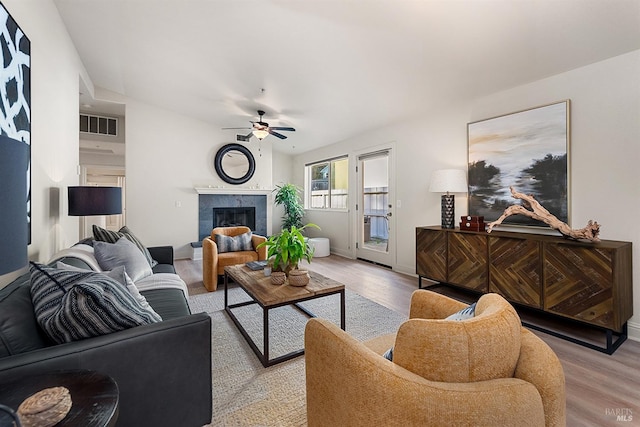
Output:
[125, 98, 274, 258]
[471, 51, 640, 338]
[294, 50, 640, 338]
[271, 150, 294, 232]
[79, 113, 126, 167]
[293, 103, 470, 267]
[0, 0, 89, 286]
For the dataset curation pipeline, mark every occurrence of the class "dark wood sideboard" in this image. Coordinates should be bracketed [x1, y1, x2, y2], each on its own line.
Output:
[416, 226, 633, 354]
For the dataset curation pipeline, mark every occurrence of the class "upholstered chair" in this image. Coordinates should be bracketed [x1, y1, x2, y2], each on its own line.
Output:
[202, 226, 267, 291]
[305, 290, 566, 427]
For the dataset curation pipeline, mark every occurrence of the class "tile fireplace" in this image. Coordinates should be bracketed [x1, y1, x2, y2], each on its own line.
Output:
[198, 194, 267, 240]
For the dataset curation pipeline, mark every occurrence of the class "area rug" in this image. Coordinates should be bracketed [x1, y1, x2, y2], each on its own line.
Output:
[188, 285, 407, 426]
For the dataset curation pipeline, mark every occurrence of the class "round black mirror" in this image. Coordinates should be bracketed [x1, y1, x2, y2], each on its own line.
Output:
[214, 143, 256, 185]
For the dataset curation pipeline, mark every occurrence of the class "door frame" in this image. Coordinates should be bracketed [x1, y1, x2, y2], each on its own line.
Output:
[352, 142, 396, 269]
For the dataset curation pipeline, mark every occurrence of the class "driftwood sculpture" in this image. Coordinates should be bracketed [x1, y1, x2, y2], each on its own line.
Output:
[486, 187, 601, 242]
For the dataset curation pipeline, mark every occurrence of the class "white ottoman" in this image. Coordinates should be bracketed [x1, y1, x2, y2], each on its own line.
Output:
[309, 237, 330, 258]
[190, 242, 203, 260]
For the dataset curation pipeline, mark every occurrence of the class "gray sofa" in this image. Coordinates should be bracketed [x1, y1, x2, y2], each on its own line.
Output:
[0, 244, 212, 427]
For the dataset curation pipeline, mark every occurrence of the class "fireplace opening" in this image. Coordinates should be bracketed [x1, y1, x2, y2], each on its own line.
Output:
[213, 207, 256, 230]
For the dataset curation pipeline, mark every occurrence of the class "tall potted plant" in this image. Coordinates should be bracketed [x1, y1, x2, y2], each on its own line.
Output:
[273, 183, 304, 231]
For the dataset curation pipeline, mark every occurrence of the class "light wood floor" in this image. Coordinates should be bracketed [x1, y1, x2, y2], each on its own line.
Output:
[176, 255, 640, 427]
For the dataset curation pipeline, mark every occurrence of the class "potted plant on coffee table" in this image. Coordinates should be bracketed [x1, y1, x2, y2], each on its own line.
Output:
[258, 223, 320, 286]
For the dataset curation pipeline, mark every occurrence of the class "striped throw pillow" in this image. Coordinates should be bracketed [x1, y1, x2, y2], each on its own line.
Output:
[445, 302, 477, 321]
[30, 263, 161, 344]
[215, 231, 253, 253]
[56, 262, 160, 319]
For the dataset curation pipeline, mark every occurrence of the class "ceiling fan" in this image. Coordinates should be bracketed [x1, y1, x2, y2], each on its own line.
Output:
[223, 110, 295, 142]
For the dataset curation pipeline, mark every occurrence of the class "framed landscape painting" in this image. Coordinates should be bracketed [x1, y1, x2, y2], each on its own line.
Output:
[467, 100, 570, 227]
[0, 2, 31, 242]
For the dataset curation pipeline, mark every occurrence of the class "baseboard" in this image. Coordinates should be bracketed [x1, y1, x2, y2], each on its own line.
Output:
[330, 248, 352, 259]
[393, 263, 415, 277]
[628, 321, 640, 342]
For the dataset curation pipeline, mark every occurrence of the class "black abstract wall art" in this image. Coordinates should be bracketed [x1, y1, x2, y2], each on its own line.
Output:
[0, 2, 30, 243]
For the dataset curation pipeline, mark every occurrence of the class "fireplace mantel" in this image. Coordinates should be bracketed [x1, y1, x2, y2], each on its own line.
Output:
[194, 186, 272, 196]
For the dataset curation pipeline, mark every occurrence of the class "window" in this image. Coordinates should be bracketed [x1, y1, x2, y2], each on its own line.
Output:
[306, 156, 348, 209]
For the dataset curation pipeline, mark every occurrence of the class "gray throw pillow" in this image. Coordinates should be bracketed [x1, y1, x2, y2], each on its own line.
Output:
[29, 263, 161, 344]
[94, 238, 153, 282]
[118, 226, 158, 267]
[215, 231, 253, 253]
[92, 225, 158, 268]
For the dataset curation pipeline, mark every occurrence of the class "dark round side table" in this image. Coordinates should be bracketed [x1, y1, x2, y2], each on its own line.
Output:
[0, 369, 119, 426]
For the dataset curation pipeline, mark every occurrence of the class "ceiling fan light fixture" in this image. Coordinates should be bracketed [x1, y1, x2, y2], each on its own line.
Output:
[253, 129, 269, 140]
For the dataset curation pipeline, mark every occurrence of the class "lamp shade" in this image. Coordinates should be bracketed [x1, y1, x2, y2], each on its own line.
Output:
[68, 186, 122, 216]
[0, 136, 29, 274]
[429, 169, 468, 193]
[252, 129, 269, 140]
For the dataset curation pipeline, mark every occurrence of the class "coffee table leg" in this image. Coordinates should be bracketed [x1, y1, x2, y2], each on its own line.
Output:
[224, 272, 229, 308]
[263, 307, 269, 366]
[340, 289, 346, 330]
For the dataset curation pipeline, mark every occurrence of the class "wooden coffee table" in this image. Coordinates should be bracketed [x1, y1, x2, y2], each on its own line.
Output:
[224, 264, 345, 367]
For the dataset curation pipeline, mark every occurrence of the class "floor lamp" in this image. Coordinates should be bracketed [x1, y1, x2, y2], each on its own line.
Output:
[429, 169, 468, 229]
[68, 186, 122, 238]
[0, 136, 29, 275]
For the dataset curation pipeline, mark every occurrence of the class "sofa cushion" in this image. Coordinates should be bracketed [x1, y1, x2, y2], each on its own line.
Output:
[215, 231, 253, 253]
[140, 288, 191, 320]
[94, 238, 153, 282]
[393, 293, 521, 383]
[93, 225, 157, 267]
[215, 251, 260, 275]
[0, 274, 50, 357]
[30, 263, 162, 344]
[152, 263, 176, 274]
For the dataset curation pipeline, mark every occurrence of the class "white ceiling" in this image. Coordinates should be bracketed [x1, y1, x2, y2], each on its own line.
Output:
[55, 0, 640, 154]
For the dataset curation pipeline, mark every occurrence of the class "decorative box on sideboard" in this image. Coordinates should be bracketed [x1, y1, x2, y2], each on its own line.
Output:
[416, 226, 633, 354]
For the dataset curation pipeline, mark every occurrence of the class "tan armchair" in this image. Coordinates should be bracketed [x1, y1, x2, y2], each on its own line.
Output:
[305, 290, 565, 427]
[202, 226, 267, 291]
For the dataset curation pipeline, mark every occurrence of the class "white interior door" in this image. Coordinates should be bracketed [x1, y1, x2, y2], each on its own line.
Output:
[356, 149, 394, 267]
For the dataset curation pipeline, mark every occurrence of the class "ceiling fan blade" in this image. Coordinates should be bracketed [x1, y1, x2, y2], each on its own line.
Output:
[222, 127, 252, 130]
[269, 127, 295, 132]
[269, 130, 287, 139]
